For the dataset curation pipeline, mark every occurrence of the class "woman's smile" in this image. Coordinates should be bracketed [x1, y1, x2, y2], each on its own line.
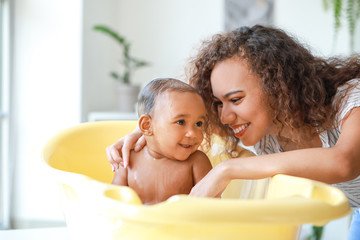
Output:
[231, 123, 250, 138]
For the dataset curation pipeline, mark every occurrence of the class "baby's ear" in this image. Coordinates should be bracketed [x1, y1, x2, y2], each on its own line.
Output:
[138, 114, 153, 136]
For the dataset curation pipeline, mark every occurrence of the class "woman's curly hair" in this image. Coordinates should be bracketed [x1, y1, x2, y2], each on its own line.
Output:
[187, 25, 360, 153]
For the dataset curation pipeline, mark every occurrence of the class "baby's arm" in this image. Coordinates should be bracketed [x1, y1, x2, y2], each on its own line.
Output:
[191, 150, 213, 185]
[112, 165, 128, 186]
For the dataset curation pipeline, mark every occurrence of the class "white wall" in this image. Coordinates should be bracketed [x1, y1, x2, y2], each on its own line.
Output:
[11, 0, 82, 228]
[115, 0, 225, 82]
[274, 0, 359, 56]
[1, 0, 12, 229]
[10, 0, 225, 227]
[82, 0, 224, 121]
[82, 0, 360, 122]
[82, 0, 119, 119]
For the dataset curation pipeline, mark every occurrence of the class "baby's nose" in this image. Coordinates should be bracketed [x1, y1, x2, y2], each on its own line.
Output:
[185, 127, 196, 138]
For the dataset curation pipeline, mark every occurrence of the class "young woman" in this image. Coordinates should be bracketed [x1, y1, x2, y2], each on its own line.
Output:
[106, 25, 360, 238]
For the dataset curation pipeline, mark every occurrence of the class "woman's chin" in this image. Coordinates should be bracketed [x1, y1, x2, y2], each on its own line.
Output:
[239, 138, 256, 147]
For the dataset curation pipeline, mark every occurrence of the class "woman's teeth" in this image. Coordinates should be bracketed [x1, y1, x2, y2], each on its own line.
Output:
[233, 123, 250, 134]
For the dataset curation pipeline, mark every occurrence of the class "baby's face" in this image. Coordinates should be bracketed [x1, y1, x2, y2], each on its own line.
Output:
[149, 91, 206, 161]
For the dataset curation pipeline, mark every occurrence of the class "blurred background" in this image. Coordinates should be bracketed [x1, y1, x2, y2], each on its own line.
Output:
[0, 0, 358, 239]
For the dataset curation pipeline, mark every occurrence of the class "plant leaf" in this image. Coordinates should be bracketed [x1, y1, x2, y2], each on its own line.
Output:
[93, 24, 150, 83]
[130, 57, 151, 68]
[347, 0, 356, 50]
[110, 72, 119, 80]
[93, 25, 129, 46]
[322, 0, 330, 10]
[122, 72, 130, 84]
[334, 0, 343, 32]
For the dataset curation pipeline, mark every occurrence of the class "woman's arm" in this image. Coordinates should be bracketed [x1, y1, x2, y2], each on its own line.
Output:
[106, 127, 145, 170]
[190, 107, 360, 197]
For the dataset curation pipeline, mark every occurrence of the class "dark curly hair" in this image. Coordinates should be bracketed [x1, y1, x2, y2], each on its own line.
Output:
[187, 25, 360, 152]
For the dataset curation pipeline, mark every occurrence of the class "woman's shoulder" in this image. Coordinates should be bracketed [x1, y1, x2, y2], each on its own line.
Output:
[337, 78, 360, 93]
[336, 78, 360, 121]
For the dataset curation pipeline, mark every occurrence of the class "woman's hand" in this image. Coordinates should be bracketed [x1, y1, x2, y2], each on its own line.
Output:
[189, 162, 231, 198]
[106, 128, 145, 171]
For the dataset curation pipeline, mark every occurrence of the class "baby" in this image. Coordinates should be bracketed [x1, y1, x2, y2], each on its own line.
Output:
[112, 78, 213, 205]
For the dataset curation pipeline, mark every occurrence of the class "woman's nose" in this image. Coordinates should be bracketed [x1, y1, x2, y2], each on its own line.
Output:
[220, 105, 236, 124]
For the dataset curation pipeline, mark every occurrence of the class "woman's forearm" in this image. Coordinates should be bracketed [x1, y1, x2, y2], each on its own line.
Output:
[221, 147, 358, 184]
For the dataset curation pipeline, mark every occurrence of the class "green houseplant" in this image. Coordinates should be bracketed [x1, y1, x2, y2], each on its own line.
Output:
[93, 25, 150, 112]
[93, 25, 150, 84]
[323, 0, 360, 51]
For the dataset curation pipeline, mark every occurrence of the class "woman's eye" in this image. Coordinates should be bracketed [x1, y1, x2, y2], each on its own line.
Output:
[231, 97, 241, 103]
[195, 121, 203, 127]
[176, 120, 185, 125]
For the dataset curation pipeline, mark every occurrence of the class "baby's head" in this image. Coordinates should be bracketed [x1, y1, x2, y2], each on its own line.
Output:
[137, 78, 209, 161]
[137, 78, 200, 116]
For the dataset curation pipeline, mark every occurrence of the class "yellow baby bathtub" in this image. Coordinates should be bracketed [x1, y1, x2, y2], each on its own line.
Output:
[42, 121, 351, 240]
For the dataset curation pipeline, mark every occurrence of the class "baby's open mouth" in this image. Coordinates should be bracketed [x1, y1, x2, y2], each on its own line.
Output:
[179, 144, 193, 148]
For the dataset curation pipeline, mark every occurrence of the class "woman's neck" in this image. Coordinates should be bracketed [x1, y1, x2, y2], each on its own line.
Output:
[278, 134, 322, 152]
[275, 127, 322, 151]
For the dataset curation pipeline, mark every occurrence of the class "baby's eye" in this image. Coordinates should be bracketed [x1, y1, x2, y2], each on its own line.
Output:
[195, 121, 203, 127]
[176, 120, 185, 125]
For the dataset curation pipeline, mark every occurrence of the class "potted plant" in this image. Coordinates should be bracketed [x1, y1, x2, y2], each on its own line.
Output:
[93, 25, 150, 112]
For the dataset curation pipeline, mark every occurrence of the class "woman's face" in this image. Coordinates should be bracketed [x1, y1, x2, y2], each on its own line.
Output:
[210, 57, 274, 146]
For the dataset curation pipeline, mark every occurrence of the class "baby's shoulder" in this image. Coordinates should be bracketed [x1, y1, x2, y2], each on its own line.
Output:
[128, 149, 151, 166]
[189, 149, 208, 158]
[188, 150, 211, 164]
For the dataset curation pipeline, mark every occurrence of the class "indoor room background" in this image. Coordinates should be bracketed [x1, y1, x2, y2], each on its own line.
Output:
[0, 0, 359, 239]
